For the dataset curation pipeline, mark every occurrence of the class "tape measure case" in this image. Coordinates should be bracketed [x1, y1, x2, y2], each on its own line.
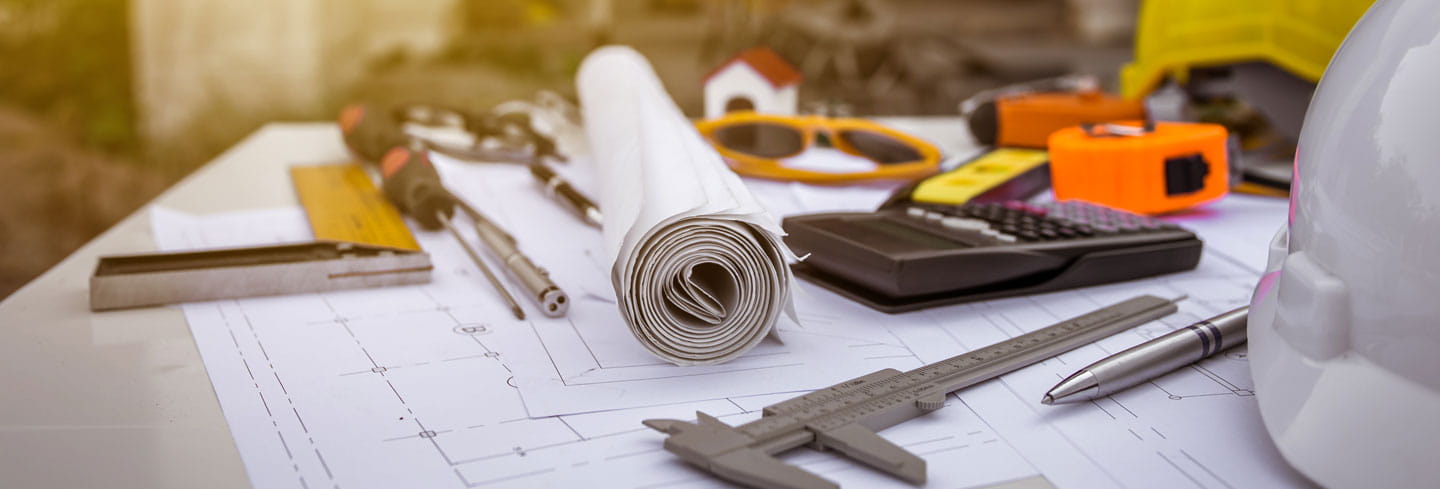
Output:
[1048, 121, 1229, 215]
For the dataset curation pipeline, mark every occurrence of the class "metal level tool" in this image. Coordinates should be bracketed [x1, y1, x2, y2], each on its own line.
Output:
[643, 294, 1182, 489]
[90, 241, 432, 311]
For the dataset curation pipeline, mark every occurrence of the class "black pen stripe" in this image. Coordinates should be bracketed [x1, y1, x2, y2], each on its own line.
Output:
[1187, 324, 1212, 357]
[1200, 321, 1223, 357]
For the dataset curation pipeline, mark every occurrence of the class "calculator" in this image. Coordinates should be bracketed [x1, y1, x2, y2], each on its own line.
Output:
[783, 200, 1203, 312]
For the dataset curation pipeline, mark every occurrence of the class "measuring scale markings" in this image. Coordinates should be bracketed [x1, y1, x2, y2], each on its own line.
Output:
[644, 295, 1181, 489]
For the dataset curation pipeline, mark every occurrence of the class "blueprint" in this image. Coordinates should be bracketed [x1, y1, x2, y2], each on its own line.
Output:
[911, 265, 1310, 489]
[153, 157, 1308, 488]
[150, 207, 1034, 489]
[434, 160, 932, 416]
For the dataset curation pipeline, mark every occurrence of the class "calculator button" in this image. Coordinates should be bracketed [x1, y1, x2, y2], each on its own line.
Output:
[995, 234, 1018, 243]
[941, 217, 989, 231]
[906, 207, 926, 218]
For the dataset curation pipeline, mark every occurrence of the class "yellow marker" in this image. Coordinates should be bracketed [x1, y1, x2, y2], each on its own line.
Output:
[911, 148, 1050, 205]
[290, 163, 421, 251]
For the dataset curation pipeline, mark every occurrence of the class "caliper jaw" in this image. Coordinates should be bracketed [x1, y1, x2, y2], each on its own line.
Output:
[812, 423, 926, 484]
[644, 413, 837, 489]
[644, 409, 930, 489]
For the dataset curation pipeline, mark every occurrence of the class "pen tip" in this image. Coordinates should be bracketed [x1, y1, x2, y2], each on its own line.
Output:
[1040, 394, 1054, 406]
[512, 306, 526, 320]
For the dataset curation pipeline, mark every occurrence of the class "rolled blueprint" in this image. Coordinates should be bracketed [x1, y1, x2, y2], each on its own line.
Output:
[577, 46, 794, 366]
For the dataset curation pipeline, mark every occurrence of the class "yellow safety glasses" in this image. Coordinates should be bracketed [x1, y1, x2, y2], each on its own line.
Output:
[695, 112, 942, 184]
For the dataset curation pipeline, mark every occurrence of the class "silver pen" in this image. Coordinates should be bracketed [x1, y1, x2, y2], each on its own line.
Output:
[1042, 306, 1248, 405]
[528, 162, 602, 227]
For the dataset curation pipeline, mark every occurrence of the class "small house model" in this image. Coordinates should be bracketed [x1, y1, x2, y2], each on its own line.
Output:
[703, 47, 803, 119]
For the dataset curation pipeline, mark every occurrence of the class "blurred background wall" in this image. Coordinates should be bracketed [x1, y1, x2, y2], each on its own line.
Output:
[130, 0, 459, 173]
[0, 0, 1136, 298]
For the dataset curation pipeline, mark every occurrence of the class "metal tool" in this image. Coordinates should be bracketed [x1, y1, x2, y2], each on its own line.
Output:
[438, 208, 526, 320]
[340, 102, 570, 318]
[643, 295, 1183, 489]
[340, 101, 602, 228]
[377, 145, 567, 319]
[1043, 305, 1247, 405]
[341, 102, 565, 165]
[528, 162, 602, 227]
[89, 241, 432, 311]
[459, 201, 569, 316]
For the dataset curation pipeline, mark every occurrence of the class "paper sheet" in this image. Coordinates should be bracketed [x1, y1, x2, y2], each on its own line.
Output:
[153, 155, 1308, 488]
[577, 46, 794, 365]
[431, 158, 934, 417]
[149, 205, 1036, 489]
[936, 195, 1311, 489]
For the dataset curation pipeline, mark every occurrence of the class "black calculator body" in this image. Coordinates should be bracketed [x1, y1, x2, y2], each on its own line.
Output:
[783, 201, 1202, 313]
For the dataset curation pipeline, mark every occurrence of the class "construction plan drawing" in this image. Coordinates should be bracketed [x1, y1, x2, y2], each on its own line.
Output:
[426, 158, 938, 417]
[154, 154, 1309, 488]
[149, 206, 1035, 489]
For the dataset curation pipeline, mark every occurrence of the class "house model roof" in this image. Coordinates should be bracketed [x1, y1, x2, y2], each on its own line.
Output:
[704, 46, 803, 89]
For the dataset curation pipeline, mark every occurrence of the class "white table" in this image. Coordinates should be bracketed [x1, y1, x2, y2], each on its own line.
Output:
[0, 120, 1052, 489]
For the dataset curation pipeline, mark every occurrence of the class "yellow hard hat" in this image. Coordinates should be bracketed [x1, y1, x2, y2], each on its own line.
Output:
[1121, 0, 1375, 99]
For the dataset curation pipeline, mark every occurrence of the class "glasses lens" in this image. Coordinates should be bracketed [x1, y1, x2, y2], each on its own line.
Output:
[711, 123, 804, 158]
[838, 130, 924, 164]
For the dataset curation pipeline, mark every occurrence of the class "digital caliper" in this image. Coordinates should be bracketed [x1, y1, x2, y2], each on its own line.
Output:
[644, 294, 1182, 489]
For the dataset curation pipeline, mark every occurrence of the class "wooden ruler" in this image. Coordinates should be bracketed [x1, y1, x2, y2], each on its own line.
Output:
[290, 163, 421, 251]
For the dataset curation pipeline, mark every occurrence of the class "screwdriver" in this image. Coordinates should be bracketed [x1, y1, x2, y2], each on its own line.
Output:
[338, 103, 409, 162]
[341, 103, 570, 318]
[343, 102, 601, 229]
[377, 145, 526, 319]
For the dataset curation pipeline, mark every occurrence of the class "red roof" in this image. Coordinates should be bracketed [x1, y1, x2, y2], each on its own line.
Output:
[704, 46, 803, 88]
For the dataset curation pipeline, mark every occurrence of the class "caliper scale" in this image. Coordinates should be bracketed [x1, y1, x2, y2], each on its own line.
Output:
[644, 295, 1182, 489]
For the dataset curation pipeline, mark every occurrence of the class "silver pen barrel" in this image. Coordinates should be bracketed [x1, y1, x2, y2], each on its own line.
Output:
[467, 210, 570, 318]
[1045, 306, 1247, 404]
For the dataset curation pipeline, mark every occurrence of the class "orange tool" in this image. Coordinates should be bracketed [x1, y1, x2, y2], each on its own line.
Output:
[969, 91, 1145, 149]
[1047, 121, 1229, 215]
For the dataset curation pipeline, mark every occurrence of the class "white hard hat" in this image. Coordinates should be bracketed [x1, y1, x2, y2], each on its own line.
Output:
[1249, 0, 1440, 487]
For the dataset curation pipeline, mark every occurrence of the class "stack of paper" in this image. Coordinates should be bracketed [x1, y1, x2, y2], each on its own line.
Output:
[576, 46, 794, 365]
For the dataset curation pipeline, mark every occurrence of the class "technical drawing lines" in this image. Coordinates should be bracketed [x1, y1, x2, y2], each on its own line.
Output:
[215, 301, 334, 489]
[1155, 448, 1238, 489]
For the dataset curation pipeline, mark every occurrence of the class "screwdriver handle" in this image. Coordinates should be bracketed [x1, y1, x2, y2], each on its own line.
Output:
[379, 147, 456, 230]
[339, 103, 410, 162]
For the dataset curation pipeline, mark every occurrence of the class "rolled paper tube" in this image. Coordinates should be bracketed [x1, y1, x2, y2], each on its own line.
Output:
[577, 46, 794, 365]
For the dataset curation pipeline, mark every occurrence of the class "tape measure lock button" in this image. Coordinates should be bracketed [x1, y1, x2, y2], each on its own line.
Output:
[1163, 153, 1210, 196]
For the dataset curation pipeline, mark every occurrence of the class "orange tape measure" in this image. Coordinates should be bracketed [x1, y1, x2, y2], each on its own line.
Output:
[1048, 121, 1229, 215]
